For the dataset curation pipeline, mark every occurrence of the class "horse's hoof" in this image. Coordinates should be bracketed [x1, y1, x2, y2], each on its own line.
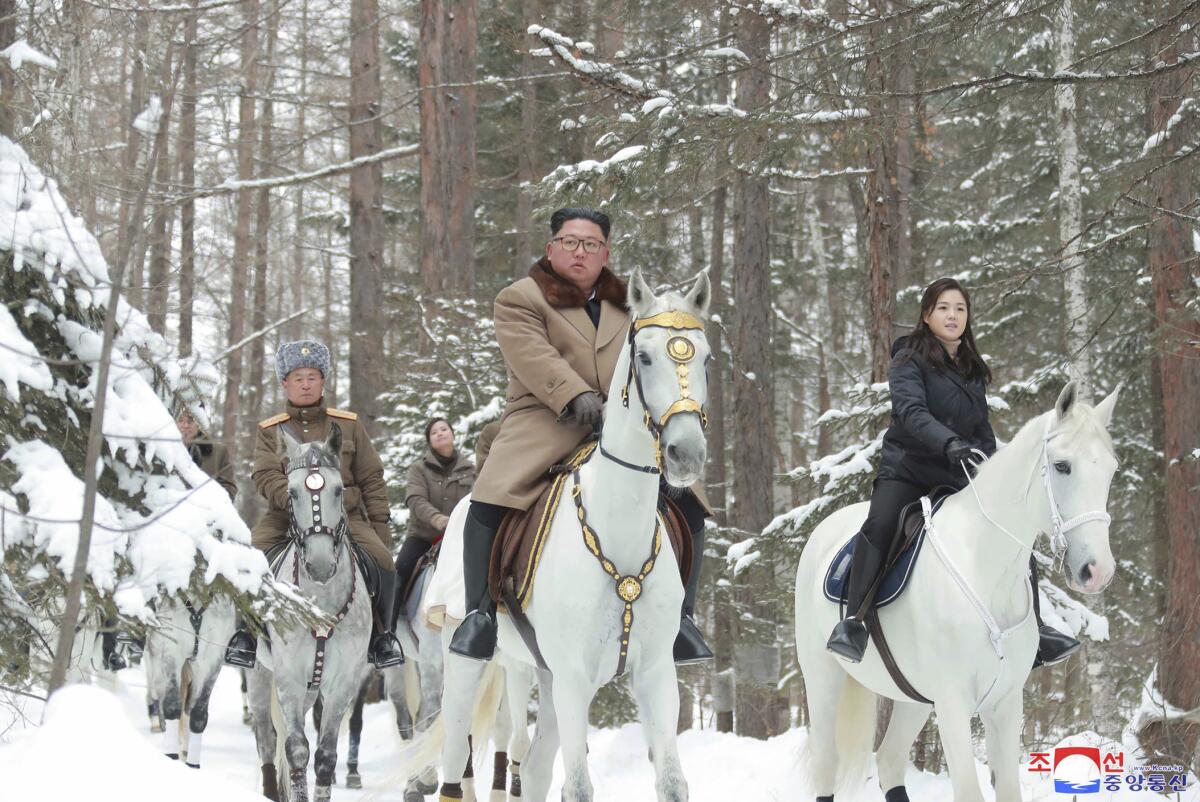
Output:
[242, 709, 253, 725]
[885, 787, 910, 802]
[490, 790, 507, 802]
[315, 786, 332, 802]
[416, 779, 439, 795]
[346, 770, 362, 789]
[399, 726, 414, 741]
[403, 789, 423, 802]
[150, 721, 164, 734]
[186, 763, 200, 769]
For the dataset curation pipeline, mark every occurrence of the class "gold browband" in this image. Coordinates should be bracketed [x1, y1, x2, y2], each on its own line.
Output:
[633, 311, 705, 332]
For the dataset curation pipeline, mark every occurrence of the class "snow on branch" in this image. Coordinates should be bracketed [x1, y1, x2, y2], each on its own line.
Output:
[1, 41, 57, 71]
[178, 143, 419, 203]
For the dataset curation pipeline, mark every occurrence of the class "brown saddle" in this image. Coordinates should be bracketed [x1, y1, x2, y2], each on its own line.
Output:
[487, 442, 693, 613]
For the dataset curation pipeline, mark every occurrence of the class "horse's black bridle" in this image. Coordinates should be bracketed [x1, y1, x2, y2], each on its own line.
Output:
[286, 456, 350, 579]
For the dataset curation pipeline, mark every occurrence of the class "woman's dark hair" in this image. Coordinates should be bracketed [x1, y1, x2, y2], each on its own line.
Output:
[900, 278, 992, 384]
[550, 207, 611, 241]
[424, 417, 451, 444]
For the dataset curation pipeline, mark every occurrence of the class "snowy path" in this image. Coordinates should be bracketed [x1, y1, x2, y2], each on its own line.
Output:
[4, 664, 1197, 802]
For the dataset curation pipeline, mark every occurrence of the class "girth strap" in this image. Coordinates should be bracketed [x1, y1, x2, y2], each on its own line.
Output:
[181, 597, 206, 660]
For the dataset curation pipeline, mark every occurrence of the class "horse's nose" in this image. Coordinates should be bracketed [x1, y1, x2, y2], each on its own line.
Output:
[666, 443, 679, 462]
[1079, 562, 1093, 586]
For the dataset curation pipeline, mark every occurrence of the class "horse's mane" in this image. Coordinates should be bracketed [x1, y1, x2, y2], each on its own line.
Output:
[293, 440, 340, 470]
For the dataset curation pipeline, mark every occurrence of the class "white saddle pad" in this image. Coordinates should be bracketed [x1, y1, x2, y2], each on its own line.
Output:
[421, 495, 472, 631]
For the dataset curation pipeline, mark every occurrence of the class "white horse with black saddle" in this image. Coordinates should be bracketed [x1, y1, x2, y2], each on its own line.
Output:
[423, 270, 712, 802]
[246, 427, 372, 802]
[794, 382, 1121, 802]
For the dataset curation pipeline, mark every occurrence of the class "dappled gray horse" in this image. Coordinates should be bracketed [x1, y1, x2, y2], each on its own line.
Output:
[246, 427, 371, 802]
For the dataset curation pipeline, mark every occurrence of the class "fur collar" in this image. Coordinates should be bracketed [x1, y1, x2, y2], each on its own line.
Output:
[529, 257, 627, 309]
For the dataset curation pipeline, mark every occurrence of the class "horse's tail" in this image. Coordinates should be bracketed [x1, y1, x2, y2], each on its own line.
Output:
[393, 661, 503, 782]
[403, 660, 421, 719]
[270, 679, 291, 802]
[833, 675, 877, 793]
[469, 661, 504, 762]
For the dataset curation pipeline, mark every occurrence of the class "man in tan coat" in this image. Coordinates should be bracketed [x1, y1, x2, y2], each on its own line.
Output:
[224, 339, 404, 668]
[451, 208, 712, 665]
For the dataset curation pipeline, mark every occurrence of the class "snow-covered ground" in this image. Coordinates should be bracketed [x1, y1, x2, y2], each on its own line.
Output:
[2, 667, 1197, 802]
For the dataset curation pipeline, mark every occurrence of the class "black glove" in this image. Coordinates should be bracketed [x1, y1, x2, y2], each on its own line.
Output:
[944, 437, 975, 472]
[563, 391, 603, 429]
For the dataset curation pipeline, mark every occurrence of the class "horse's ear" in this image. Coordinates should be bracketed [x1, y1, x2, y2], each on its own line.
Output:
[1055, 381, 1078, 421]
[628, 268, 656, 316]
[1094, 383, 1122, 429]
[684, 270, 711, 319]
[326, 423, 342, 456]
[279, 426, 302, 460]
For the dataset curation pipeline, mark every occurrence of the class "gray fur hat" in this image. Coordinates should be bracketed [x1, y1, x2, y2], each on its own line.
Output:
[276, 339, 331, 382]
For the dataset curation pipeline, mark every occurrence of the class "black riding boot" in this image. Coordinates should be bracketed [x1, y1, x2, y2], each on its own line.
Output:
[1030, 556, 1081, 667]
[449, 504, 503, 661]
[674, 523, 713, 665]
[826, 534, 886, 663]
[368, 569, 405, 668]
[101, 628, 126, 671]
[225, 618, 257, 668]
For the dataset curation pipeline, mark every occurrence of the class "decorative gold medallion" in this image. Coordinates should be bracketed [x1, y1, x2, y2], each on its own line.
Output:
[617, 576, 642, 602]
[667, 336, 696, 363]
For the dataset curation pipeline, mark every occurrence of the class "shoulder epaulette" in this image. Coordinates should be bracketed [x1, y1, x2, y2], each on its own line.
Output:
[258, 412, 291, 429]
[327, 408, 358, 421]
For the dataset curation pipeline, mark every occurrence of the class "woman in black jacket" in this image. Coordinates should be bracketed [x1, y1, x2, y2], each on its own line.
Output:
[825, 278, 1080, 667]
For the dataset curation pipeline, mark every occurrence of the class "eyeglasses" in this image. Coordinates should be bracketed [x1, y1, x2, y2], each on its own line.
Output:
[551, 236, 607, 254]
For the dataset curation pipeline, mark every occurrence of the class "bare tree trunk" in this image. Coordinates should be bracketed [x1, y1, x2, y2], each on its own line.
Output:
[0, 1, 18, 139]
[1138, 0, 1200, 765]
[221, 0, 259, 463]
[117, 1, 150, 309]
[730, 4, 778, 740]
[865, 0, 897, 381]
[146, 36, 177, 334]
[348, 0, 385, 425]
[418, 0, 477, 295]
[515, 0, 538, 277]
[446, 0, 477, 294]
[247, 0, 279, 422]
[287, 0, 309, 344]
[177, 1, 198, 357]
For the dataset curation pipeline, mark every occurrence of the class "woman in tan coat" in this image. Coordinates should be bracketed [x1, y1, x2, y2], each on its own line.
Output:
[396, 419, 475, 597]
[451, 208, 712, 665]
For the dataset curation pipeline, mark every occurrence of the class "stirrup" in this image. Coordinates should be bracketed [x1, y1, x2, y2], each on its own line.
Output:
[1033, 625, 1081, 668]
[224, 632, 257, 669]
[826, 618, 869, 663]
[449, 610, 497, 662]
[369, 634, 405, 668]
[673, 615, 714, 665]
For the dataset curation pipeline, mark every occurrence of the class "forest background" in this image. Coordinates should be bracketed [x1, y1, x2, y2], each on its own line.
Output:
[0, 0, 1197, 774]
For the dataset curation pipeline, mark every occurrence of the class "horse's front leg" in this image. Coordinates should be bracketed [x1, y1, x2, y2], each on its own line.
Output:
[551, 671, 596, 802]
[504, 662, 533, 801]
[183, 656, 224, 769]
[438, 652, 488, 800]
[313, 670, 362, 802]
[935, 698, 987, 802]
[521, 668, 559, 802]
[277, 681, 312, 802]
[248, 666, 280, 800]
[629, 659, 687, 802]
[981, 689, 1024, 802]
[150, 651, 182, 760]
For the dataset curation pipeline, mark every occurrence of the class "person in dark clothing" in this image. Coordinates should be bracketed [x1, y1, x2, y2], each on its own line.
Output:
[395, 419, 475, 602]
[825, 278, 1081, 668]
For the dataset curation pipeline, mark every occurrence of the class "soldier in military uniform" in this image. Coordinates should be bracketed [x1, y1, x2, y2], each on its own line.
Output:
[224, 340, 404, 668]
